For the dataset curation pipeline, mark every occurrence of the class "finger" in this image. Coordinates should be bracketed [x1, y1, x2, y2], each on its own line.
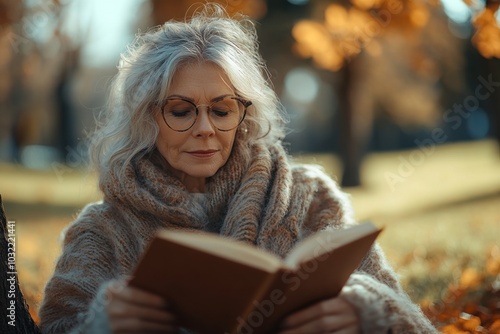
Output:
[331, 327, 360, 334]
[110, 317, 178, 333]
[278, 314, 357, 334]
[109, 283, 169, 309]
[107, 298, 176, 324]
[281, 298, 347, 328]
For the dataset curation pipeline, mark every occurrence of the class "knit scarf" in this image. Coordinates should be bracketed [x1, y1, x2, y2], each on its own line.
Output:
[100, 142, 312, 258]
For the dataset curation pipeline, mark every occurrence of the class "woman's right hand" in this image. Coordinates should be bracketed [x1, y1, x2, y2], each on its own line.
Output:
[106, 280, 178, 333]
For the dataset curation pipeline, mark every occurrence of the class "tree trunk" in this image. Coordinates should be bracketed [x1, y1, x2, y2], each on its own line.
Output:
[338, 62, 359, 187]
[338, 51, 376, 188]
[0, 196, 41, 333]
[486, 58, 500, 146]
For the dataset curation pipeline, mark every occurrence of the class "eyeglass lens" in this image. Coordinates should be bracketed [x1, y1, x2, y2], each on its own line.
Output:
[162, 97, 246, 131]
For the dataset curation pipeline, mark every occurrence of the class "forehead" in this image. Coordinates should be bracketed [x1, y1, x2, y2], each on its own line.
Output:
[167, 61, 235, 99]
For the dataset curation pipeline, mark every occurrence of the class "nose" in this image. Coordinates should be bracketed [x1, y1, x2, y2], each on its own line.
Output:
[192, 107, 215, 137]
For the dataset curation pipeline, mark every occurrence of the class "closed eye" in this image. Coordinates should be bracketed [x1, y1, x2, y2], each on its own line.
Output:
[211, 109, 230, 117]
[169, 109, 194, 118]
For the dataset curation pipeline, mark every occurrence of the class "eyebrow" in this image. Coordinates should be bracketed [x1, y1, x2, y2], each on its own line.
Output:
[165, 94, 234, 102]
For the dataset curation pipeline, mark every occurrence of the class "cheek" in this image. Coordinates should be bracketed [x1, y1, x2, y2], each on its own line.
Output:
[155, 125, 183, 161]
[156, 136, 169, 156]
[219, 133, 237, 164]
[223, 132, 236, 152]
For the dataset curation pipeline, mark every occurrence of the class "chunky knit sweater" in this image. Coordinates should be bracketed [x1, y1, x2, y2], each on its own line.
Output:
[39, 142, 437, 334]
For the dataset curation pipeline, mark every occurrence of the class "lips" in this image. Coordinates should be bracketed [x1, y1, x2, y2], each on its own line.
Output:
[187, 150, 218, 158]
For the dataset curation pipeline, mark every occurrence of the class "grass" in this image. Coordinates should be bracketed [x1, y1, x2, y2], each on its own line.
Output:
[296, 140, 500, 304]
[3, 139, 500, 327]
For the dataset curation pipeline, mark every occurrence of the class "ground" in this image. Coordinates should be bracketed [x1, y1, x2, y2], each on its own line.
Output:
[1, 139, 499, 330]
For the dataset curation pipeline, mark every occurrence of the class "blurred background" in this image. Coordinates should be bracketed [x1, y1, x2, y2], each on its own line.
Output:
[1, 0, 499, 331]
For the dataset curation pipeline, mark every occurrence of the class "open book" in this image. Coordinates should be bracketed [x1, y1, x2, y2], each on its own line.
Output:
[129, 222, 381, 334]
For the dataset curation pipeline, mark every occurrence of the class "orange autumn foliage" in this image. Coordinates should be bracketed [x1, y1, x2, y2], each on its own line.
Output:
[292, 0, 441, 71]
[472, 4, 500, 59]
[292, 0, 500, 72]
[422, 246, 500, 333]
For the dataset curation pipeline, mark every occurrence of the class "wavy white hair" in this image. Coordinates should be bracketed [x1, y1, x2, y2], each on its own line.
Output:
[89, 4, 287, 186]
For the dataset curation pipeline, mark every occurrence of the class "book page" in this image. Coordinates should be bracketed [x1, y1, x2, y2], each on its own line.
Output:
[131, 233, 282, 334]
[158, 230, 283, 272]
[284, 222, 378, 268]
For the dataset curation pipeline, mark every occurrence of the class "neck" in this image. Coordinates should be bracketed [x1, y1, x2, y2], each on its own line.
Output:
[170, 170, 206, 193]
[183, 177, 206, 193]
[154, 152, 207, 193]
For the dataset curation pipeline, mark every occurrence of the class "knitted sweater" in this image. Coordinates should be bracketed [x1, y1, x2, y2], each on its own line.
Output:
[39, 143, 437, 334]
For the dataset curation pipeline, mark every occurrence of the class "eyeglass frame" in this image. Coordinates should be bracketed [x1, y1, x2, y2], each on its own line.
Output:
[158, 95, 252, 132]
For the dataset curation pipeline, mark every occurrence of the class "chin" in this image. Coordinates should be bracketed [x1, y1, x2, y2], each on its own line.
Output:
[186, 168, 219, 178]
[193, 161, 226, 177]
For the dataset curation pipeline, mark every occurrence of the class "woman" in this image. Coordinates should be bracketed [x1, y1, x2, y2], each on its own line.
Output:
[39, 4, 437, 334]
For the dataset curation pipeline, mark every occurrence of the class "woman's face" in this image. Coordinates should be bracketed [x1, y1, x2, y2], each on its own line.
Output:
[155, 61, 238, 192]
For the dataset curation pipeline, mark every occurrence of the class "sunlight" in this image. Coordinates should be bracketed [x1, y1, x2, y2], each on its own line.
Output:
[62, 0, 144, 67]
[440, 0, 472, 24]
[284, 68, 320, 104]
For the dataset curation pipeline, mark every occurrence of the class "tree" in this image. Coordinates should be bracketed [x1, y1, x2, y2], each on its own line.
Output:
[471, 0, 500, 145]
[292, 0, 499, 186]
[0, 0, 82, 165]
[149, 0, 267, 25]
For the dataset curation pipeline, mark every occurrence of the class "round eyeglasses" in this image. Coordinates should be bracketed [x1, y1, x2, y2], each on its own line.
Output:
[160, 95, 252, 132]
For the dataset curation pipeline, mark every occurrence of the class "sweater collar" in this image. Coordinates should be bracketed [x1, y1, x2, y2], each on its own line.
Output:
[101, 141, 293, 254]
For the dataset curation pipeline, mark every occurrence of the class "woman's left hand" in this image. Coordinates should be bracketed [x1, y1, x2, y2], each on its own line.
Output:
[278, 296, 360, 334]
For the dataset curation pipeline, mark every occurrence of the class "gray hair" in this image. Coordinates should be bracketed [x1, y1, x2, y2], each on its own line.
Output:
[89, 4, 287, 186]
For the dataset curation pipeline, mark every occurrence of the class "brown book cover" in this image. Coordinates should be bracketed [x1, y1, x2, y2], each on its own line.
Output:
[129, 222, 381, 334]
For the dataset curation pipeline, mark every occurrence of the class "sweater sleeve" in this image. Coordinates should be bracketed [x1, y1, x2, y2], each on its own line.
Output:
[339, 244, 438, 333]
[297, 168, 437, 333]
[39, 215, 119, 334]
